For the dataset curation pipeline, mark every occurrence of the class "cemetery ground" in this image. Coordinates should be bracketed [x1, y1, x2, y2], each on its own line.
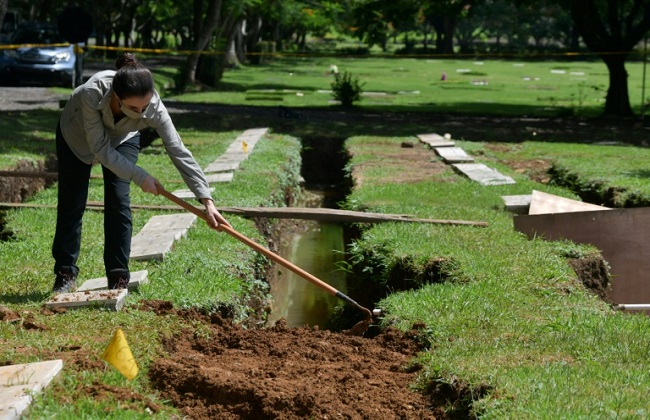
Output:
[1, 57, 650, 417]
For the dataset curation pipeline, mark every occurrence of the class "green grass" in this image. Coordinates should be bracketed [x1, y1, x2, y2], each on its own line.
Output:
[2, 53, 650, 417]
[343, 135, 650, 417]
[0, 110, 59, 168]
[473, 140, 650, 206]
[166, 56, 648, 117]
[0, 123, 302, 416]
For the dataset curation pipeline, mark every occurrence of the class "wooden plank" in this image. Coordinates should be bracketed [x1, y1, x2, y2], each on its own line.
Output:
[502, 194, 532, 214]
[0, 202, 486, 226]
[452, 163, 516, 186]
[416, 133, 455, 148]
[0, 360, 63, 420]
[205, 172, 234, 184]
[77, 270, 149, 292]
[434, 147, 475, 163]
[514, 207, 650, 304]
[529, 190, 610, 215]
[206, 206, 488, 227]
[45, 289, 128, 311]
[130, 213, 196, 261]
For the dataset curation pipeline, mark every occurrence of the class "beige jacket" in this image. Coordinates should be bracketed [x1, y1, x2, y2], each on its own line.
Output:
[59, 70, 212, 200]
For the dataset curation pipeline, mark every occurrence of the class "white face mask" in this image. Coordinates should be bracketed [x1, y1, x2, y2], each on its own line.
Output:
[118, 98, 147, 119]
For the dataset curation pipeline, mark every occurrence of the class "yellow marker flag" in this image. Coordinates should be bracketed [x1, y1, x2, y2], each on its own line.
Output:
[242, 141, 248, 154]
[101, 328, 138, 380]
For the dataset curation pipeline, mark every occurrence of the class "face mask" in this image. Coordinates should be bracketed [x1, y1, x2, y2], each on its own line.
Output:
[118, 98, 146, 119]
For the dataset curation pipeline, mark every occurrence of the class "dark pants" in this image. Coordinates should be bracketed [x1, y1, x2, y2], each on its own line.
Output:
[52, 123, 140, 278]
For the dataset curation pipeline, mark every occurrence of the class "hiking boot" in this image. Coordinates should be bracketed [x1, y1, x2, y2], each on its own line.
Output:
[107, 268, 130, 290]
[52, 266, 78, 294]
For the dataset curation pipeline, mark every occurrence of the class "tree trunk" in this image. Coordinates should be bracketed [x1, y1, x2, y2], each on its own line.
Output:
[603, 54, 634, 117]
[185, 0, 223, 87]
[0, 0, 8, 36]
[432, 15, 456, 54]
[570, 0, 650, 117]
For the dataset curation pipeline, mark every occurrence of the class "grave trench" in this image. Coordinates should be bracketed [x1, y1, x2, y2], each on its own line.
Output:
[0, 157, 57, 242]
[272, 137, 458, 333]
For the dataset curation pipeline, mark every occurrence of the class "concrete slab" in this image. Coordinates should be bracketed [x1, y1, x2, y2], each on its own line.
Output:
[130, 214, 197, 261]
[221, 151, 248, 161]
[0, 360, 63, 420]
[529, 190, 610, 215]
[243, 127, 268, 135]
[514, 206, 650, 304]
[205, 161, 240, 173]
[502, 194, 532, 214]
[171, 188, 214, 200]
[45, 289, 128, 311]
[417, 133, 455, 148]
[77, 270, 149, 292]
[434, 147, 474, 163]
[205, 172, 234, 183]
[226, 142, 251, 154]
[452, 163, 516, 186]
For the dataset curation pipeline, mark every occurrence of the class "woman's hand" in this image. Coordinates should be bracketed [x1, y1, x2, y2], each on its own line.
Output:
[201, 198, 230, 230]
[141, 175, 159, 195]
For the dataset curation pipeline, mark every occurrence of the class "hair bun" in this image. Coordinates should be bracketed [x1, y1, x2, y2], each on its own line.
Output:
[115, 53, 138, 70]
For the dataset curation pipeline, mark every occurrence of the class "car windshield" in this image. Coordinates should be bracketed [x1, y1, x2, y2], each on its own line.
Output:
[12, 26, 66, 44]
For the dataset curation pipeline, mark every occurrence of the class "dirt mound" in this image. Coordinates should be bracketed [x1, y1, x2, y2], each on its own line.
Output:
[145, 300, 441, 419]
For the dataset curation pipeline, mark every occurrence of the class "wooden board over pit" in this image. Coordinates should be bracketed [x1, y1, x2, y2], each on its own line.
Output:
[528, 190, 610, 215]
[514, 206, 650, 304]
[0, 360, 63, 420]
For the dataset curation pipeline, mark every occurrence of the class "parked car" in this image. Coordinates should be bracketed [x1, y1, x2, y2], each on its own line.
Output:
[0, 22, 83, 88]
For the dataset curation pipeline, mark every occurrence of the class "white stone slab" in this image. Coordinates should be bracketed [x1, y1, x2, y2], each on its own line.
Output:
[45, 289, 128, 311]
[529, 190, 610, 215]
[502, 194, 532, 214]
[435, 147, 475, 163]
[205, 172, 234, 183]
[0, 360, 63, 420]
[226, 142, 252, 154]
[171, 188, 214, 200]
[242, 127, 269, 137]
[130, 214, 196, 261]
[221, 151, 248, 161]
[205, 161, 240, 173]
[452, 163, 516, 186]
[77, 270, 149, 292]
[417, 133, 455, 148]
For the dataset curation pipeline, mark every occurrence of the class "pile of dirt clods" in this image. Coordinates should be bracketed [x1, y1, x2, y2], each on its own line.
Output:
[143, 300, 447, 419]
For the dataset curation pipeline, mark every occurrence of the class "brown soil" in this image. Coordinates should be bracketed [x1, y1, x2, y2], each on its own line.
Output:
[0, 159, 55, 203]
[141, 300, 473, 419]
[350, 140, 449, 188]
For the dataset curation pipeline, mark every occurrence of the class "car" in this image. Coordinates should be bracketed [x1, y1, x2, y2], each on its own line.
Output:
[0, 22, 83, 88]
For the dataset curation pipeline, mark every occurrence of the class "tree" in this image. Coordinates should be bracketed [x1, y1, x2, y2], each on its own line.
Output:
[565, 0, 650, 117]
[0, 0, 8, 37]
[184, 0, 224, 86]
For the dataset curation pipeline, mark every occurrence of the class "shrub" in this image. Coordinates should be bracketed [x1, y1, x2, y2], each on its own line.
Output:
[330, 71, 364, 107]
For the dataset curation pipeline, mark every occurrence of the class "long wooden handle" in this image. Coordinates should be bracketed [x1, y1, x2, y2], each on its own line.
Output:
[157, 186, 372, 318]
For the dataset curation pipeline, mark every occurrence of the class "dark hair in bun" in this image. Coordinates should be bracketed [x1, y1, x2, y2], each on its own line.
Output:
[113, 53, 154, 99]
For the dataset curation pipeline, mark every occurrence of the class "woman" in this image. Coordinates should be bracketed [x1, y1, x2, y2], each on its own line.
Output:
[52, 53, 229, 293]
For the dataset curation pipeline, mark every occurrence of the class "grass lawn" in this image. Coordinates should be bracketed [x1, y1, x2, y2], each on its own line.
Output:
[343, 135, 650, 417]
[1, 53, 650, 417]
[166, 55, 648, 118]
